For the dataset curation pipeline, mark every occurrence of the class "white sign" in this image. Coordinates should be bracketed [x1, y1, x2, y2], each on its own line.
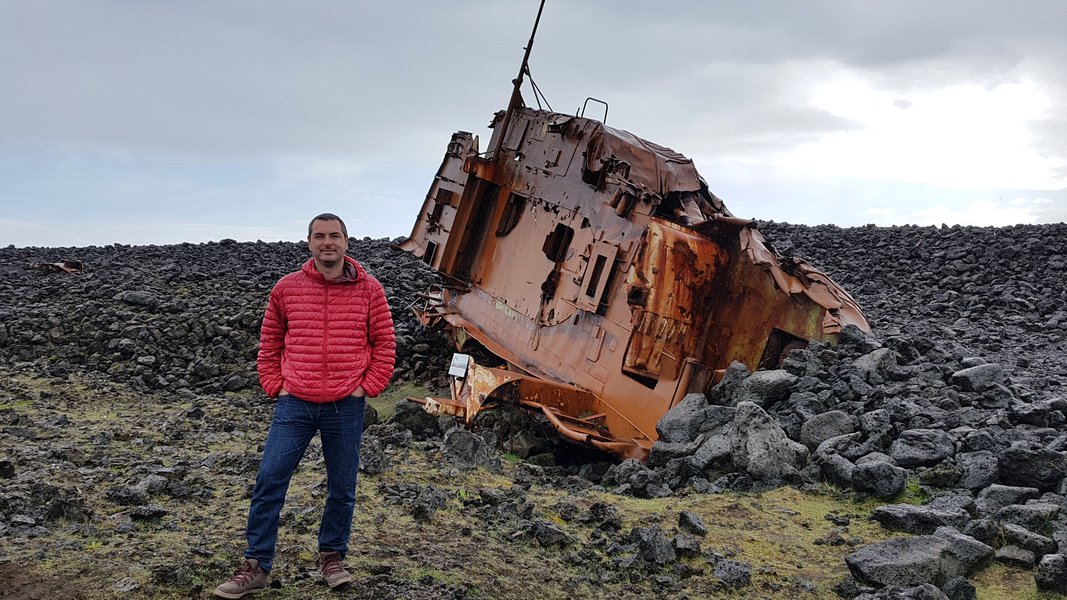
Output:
[448, 353, 471, 378]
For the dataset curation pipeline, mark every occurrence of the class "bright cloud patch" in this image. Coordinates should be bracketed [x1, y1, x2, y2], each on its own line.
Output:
[863, 197, 1055, 227]
[778, 69, 1067, 191]
[0, 217, 299, 247]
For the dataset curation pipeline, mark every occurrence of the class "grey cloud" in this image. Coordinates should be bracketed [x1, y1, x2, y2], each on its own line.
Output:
[2, 0, 1066, 247]
[4, 1, 1065, 160]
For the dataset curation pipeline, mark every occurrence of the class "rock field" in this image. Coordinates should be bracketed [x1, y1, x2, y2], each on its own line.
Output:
[0, 237, 451, 395]
[1, 221, 1066, 599]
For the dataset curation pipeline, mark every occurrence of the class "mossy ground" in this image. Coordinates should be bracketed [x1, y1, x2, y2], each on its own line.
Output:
[0, 368, 1050, 599]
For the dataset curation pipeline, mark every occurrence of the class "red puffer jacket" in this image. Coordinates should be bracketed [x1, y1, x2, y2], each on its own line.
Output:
[257, 256, 396, 402]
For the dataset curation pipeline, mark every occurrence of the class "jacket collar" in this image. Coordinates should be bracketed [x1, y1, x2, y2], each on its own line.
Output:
[301, 255, 364, 284]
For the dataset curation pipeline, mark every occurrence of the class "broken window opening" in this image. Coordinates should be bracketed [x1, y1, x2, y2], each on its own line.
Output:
[595, 258, 622, 316]
[654, 192, 704, 227]
[423, 241, 438, 265]
[542, 223, 574, 264]
[623, 370, 658, 389]
[437, 188, 455, 206]
[585, 255, 607, 298]
[429, 201, 445, 226]
[453, 182, 500, 282]
[758, 328, 808, 370]
[495, 193, 527, 237]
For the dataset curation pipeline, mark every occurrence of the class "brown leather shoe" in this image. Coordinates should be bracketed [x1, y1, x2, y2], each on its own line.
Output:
[214, 559, 268, 599]
[319, 551, 352, 589]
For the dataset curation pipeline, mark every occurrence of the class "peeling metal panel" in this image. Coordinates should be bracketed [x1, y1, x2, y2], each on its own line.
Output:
[583, 125, 703, 195]
[622, 219, 728, 380]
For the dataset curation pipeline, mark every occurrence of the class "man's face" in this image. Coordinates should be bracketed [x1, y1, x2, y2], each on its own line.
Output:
[308, 219, 347, 267]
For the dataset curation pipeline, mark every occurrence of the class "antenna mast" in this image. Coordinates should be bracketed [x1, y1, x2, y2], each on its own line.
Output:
[492, 0, 546, 157]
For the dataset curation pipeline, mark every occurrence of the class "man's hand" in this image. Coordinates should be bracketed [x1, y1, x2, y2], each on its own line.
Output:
[279, 388, 289, 397]
[353, 386, 366, 398]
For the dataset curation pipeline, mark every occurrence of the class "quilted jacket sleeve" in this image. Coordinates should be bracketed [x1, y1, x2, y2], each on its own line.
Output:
[360, 279, 396, 397]
[257, 284, 287, 398]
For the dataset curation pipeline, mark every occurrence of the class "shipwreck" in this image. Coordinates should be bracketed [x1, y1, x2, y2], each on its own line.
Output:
[397, 2, 869, 460]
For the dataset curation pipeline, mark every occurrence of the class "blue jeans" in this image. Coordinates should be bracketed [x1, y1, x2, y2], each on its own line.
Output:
[244, 394, 366, 572]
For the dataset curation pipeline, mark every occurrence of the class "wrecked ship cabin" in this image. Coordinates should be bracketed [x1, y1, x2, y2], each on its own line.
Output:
[398, 90, 868, 461]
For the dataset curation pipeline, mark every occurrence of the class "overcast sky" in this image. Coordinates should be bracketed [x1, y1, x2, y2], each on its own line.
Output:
[2, 1, 1065, 247]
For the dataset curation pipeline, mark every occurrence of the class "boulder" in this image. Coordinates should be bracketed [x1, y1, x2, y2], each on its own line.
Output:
[800, 410, 855, 450]
[919, 462, 963, 489]
[997, 446, 1067, 492]
[975, 484, 1041, 516]
[602, 459, 670, 498]
[679, 511, 707, 536]
[852, 461, 907, 499]
[926, 494, 976, 517]
[390, 400, 443, 439]
[686, 431, 733, 473]
[961, 518, 997, 547]
[961, 428, 1007, 454]
[364, 422, 414, 447]
[673, 532, 702, 558]
[857, 451, 897, 465]
[358, 438, 389, 475]
[1054, 528, 1067, 554]
[1012, 398, 1067, 428]
[708, 361, 750, 405]
[1037, 553, 1067, 594]
[955, 451, 998, 490]
[871, 504, 971, 534]
[994, 545, 1035, 568]
[730, 402, 808, 481]
[442, 427, 501, 472]
[949, 364, 1005, 392]
[817, 432, 870, 462]
[734, 369, 796, 407]
[633, 525, 676, 565]
[505, 428, 553, 459]
[113, 290, 161, 308]
[939, 576, 977, 600]
[852, 348, 897, 382]
[648, 438, 703, 468]
[698, 405, 738, 434]
[656, 393, 709, 443]
[996, 503, 1060, 534]
[978, 384, 1014, 409]
[855, 584, 949, 600]
[860, 409, 894, 443]
[999, 523, 1056, 558]
[531, 520, 572, 547]
[781, 346, 825, 377]
[890, 429, 955, 468]
[837, 324, 884, 355]
[819, 451, 857, 487]
[713, 559, 751, 588]
[845, 527, 992, 587]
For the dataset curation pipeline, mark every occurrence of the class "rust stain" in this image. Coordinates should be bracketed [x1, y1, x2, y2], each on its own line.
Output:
[31, 261, 84, 274]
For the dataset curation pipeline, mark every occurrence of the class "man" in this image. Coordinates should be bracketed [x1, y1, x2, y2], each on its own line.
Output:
[214, 213, 396, 598]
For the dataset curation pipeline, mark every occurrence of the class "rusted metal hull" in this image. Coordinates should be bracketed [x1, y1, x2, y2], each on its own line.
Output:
[411, 356, 651, 459]
[398, 106, 868, 460]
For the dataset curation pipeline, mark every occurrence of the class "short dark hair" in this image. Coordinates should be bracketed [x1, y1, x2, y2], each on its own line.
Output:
[308, 213, 348, 239]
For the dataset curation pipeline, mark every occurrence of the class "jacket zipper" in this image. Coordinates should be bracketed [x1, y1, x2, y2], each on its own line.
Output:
[323, 277, 330, 388]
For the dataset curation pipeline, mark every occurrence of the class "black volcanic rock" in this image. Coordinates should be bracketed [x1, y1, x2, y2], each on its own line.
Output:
[4, 222, 1067, 595]
[997, 446, 1067, 492]
[1, 238, 450, 393]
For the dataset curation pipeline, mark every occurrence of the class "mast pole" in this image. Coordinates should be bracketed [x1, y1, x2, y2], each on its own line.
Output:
[492, 0, 546, 158]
